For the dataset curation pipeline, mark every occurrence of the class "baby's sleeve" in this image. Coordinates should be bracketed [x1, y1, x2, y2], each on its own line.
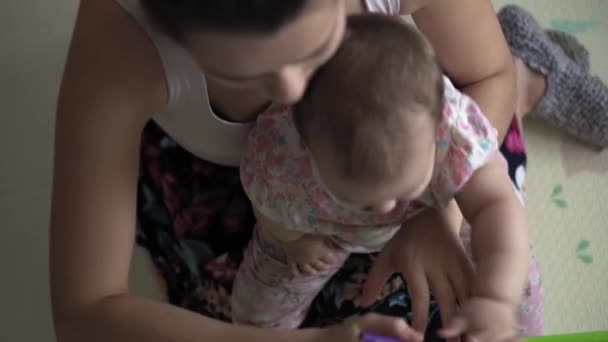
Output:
[239, 109, 289, 224]
[430, 78, 500, 207]
[240, 106, 311, 230]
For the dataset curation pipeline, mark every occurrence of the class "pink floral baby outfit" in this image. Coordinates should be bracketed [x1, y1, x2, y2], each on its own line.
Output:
[232, 77, 543, 333]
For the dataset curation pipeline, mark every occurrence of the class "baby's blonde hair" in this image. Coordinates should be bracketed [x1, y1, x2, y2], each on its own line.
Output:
[293, 14, 444, 181]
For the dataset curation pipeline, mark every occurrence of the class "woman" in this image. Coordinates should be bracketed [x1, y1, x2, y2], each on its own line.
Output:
[49, 0, 605, 341]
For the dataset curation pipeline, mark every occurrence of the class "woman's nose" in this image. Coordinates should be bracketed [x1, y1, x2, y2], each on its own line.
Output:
[268, 65, 310, 104]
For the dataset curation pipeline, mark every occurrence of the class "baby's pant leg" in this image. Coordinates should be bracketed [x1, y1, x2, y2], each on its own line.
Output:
[231, 225, 349, 328]
[516, 249, 544, 336]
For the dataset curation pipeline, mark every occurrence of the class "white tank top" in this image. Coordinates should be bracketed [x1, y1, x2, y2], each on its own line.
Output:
[113, 0, 400, 167]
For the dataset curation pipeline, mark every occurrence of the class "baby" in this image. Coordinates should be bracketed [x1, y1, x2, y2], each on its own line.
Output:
[233, 14, 529, 339]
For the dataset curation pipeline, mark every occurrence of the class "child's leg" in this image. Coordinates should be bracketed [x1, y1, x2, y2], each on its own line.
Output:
[231, 225, 349, 328]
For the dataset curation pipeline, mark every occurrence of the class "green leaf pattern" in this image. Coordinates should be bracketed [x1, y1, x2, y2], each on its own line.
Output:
[550, 184, 568, 208]
[575, 239, 593, 265]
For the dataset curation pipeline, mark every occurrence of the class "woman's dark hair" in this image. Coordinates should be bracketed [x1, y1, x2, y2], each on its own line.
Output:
[141, 0, 308, 40]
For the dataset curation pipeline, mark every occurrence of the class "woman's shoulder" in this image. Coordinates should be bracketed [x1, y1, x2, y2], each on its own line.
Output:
[63, 0, 168, 123]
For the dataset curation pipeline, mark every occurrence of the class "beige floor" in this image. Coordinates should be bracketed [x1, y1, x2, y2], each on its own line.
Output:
[1, 1, 607, 341]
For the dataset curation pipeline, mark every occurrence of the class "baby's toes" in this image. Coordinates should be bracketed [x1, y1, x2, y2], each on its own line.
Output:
[320, 252, 341, 266]
[288, 262, 301, 277]
[312, 260, 332, 272]
[301, 263, 320, 276]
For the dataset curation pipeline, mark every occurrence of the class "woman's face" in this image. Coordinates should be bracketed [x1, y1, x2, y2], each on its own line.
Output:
[184, 0, 347, 105]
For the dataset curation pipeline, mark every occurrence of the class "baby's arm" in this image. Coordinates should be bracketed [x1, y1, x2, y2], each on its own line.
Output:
[455, 156, 529, 306]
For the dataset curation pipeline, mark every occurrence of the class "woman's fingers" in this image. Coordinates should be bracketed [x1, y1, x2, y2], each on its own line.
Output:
[356, 313, 424, 342]
[451, 254, 474, 305]
[403, 263, 430, 335]
[429, 273, 457, 328]
[359, 252, 392, 307]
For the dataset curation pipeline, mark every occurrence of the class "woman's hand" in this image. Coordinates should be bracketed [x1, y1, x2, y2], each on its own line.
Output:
[359, 207, 474, 337]
[317, 313, 423, 342]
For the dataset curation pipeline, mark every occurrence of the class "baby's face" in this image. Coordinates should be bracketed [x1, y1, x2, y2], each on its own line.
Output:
[309, 137, 436, 214]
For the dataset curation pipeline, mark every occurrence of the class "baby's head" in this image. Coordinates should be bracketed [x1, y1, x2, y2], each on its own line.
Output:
[293, 14, 444, 213]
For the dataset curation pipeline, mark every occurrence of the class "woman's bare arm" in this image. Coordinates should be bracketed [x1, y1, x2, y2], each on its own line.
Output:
[49, 2, 311, 342]
[410, 0, 516, 141]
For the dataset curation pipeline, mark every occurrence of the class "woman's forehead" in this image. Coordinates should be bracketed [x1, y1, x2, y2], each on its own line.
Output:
[184, 0, 346, 78]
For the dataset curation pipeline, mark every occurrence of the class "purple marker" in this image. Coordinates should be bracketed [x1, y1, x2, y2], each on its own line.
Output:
[360, 332, 405, 342]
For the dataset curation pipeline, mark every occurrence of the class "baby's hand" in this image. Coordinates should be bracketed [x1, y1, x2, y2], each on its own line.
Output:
[439, 297, 519, 342]
[283, 235, 343, 276]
